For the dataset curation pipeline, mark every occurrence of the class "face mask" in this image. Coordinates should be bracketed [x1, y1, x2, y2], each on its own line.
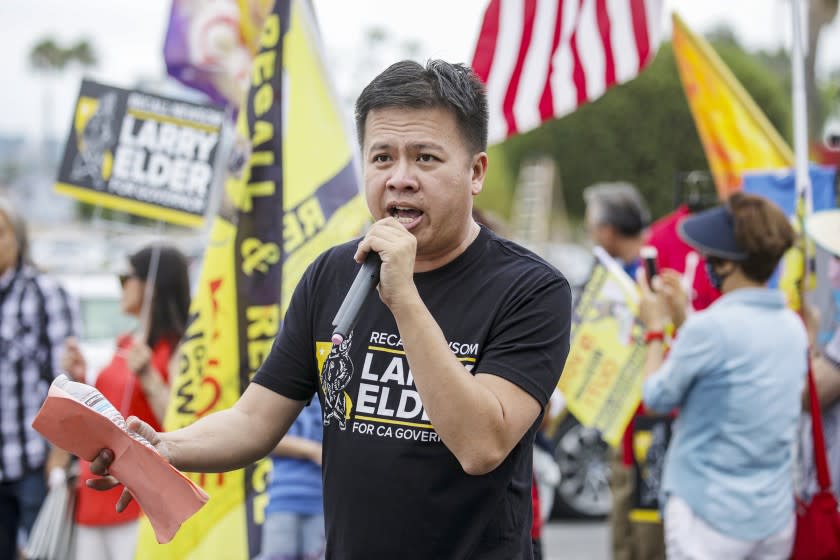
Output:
[705, 260, 727, 292]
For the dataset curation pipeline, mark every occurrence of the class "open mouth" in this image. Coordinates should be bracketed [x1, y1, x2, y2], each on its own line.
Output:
[388, 205, 424, 229]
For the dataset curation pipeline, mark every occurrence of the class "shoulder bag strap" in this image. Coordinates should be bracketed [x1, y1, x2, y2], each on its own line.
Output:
[807, 356, 833, 492]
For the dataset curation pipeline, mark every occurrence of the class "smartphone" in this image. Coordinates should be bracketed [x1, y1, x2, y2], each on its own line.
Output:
[640, 246, 658, 285]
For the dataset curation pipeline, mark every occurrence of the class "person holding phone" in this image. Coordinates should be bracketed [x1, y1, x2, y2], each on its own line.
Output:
[638, 193, 806, 559]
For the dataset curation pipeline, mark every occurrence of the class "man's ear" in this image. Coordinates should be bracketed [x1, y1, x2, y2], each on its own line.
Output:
[471, 152, 488, 196]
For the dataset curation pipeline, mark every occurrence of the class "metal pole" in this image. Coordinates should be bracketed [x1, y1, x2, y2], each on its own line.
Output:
[791, 0, 813, 304]
[792, 0, 811, 207]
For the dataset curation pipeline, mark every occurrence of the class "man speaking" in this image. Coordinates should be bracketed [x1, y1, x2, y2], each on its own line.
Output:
[89, 59, 572, 559]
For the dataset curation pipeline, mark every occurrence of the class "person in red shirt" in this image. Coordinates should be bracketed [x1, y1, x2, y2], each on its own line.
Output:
[646, 204, 718, 311]
[60, 244, 190, 560]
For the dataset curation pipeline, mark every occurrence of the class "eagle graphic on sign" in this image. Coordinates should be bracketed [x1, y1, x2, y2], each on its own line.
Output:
[70, 91, 118, 188]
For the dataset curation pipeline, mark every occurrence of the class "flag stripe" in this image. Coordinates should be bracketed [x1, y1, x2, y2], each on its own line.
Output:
[608, 0, 639, 83]
[644, 0, 663, 50]
[484, 0, 525, 142]
[474, 0, 662, 144]
[502, 0, 539, 136]
[569, 0, 589, 105]
[513, 0, 559, 133]
[629, 0, 651, 70]
[596, 0, 616, 87]
[538, 0, 566, 120]
[577, 0, 605, 101]
[471, 0, 502, 82]
[549, 0, 580, 120]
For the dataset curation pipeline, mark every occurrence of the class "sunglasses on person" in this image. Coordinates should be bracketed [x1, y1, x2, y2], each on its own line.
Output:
[118, 272, 139, 287]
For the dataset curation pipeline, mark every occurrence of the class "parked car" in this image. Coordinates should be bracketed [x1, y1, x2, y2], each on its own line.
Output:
[541, 392, 612, 520]
[539, 243, 612, 519]
[57, 273, 136, 384]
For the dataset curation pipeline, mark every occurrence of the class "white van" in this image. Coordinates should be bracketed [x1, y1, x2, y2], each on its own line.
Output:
[56, 273, 137, 384]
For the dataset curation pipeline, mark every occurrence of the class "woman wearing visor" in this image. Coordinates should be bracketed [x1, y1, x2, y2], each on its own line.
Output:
[636, 192, 807, 559]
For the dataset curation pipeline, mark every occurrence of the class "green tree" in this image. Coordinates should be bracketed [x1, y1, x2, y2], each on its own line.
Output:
[822, 68, 840, 116]
[808, 0, 839, 139]
[484, 39, 792, 223]
[29, 37, 98, 74]
[29, 39, 65, 72]
[28, 37, 99, 147]
[29, 37, 99, 217]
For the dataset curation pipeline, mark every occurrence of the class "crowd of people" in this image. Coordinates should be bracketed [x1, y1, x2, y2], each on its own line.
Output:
[0, 58, 838, 560]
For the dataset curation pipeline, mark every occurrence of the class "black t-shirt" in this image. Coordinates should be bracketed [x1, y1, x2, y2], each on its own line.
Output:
[254, 226, 572, 559]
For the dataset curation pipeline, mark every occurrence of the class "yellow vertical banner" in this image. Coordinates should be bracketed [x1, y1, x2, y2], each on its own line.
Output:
[557, 248, 646, 447]
[134, 0, 368, 557]
[671, 13, 793, 198]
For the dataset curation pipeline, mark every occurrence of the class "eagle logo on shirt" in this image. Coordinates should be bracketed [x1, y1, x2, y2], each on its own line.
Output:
[321, 334, 354, 430]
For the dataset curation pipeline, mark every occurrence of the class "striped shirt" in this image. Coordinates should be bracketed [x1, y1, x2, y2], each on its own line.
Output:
[0, 263, 78, 481]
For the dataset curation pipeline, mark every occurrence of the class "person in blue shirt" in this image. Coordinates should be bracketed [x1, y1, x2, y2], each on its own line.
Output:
[637, 192, 807, 560]
[261, 400, 325, 560]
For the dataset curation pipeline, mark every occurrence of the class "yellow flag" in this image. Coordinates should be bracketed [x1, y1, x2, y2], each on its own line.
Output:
[671, 13, 793, 198]
[134, 0, 368, 557]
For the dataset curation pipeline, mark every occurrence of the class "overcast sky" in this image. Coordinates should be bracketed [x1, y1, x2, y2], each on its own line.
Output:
[1, 0, 838, 142]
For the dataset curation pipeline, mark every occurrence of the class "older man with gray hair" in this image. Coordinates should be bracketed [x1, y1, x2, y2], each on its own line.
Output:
[0, 196, 79, 559]
[582, 182, 663, 560]
[583, 181, 651, 269]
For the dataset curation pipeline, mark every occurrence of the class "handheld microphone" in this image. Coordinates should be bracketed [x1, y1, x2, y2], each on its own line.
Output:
[331, 251, 381, 345]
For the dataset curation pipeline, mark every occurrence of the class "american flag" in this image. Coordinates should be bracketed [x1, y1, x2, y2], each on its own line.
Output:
[472, 0, 664, 144]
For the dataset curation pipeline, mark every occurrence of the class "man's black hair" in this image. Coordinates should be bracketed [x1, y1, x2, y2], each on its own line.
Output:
[354, 59, 489, 154]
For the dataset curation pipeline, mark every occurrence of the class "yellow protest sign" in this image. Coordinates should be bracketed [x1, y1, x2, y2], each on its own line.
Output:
[134, 0, 368, 557]
[557, 248, 647, 447]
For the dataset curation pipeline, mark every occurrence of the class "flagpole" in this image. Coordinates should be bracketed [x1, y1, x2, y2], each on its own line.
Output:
[791, 0, 813, 306]
[791, 0, 811, 209]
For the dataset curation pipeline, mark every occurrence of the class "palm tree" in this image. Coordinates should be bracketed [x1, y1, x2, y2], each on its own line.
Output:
[66, 41, 97, 68]
[28, 37, 99, 154]
[29, 39, 66, 73]
[29, 37, 99, 79]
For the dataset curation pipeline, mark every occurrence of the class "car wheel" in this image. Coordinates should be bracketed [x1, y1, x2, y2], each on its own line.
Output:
[549, 415, 611, 519]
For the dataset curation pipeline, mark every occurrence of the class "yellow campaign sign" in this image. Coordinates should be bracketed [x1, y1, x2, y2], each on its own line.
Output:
[557, 248, 647, 447]
[134, 0, 369, 557]
[55, 80, 225, 228]
[135, 219, 262, 559]
[671, 13, 793, 198]
[776, 198, 817, 312]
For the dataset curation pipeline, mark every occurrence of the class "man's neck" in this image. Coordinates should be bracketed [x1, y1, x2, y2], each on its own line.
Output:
[414, 221, 480, 273]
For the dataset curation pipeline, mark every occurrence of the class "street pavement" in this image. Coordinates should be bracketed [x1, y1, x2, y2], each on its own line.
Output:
[542, 519, 609, 560]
